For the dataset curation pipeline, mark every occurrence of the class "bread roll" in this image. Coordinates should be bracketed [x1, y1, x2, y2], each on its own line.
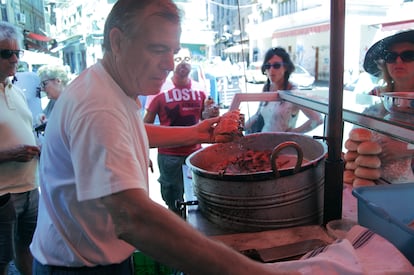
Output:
[213, 109, 241, 142]
[344, 139, 359, 151]
[354, 167, 381, 180]
[349, 128, 372, 142]
[343, 169, 355, 184]
[357, 141, 382, 155]
[353, 177, 376, 187]
[345, 161, 358, 170]
[344, 151, 358, 162]
[355, 155, 381, 169]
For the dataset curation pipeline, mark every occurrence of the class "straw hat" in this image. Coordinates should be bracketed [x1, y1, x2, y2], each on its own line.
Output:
[363, 29, 414, 76]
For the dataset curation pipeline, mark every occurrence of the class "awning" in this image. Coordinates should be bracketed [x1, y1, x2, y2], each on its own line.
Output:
[272, 23, 330, 39]
[25, 32, 53, 42]
[224, 44, 249, 54]
[24, 40, 47, 51]
[381, 19, 414, 31]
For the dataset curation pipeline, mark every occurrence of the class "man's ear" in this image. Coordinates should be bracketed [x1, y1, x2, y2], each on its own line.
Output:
[109, 27, 123, 56]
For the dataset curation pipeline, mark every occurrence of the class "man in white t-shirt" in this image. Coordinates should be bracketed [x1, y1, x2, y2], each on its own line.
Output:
[30, 1, 276, 275]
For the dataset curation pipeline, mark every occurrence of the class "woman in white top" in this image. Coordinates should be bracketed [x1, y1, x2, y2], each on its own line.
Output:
[245, 47, 322, 134]
[37, 64, 70, 120]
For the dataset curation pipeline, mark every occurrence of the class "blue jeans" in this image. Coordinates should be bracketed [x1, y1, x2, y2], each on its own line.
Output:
[0, 189, 38, 268]
[157, 154, 187, 214]
[33, 257, 133, 275]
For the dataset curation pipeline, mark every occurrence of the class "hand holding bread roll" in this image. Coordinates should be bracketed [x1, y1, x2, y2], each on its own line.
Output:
[213, 109, 243, 142]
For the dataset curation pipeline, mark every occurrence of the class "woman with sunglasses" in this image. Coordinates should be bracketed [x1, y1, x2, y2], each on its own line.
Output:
[364, 30, 414, 95]
[245, 47, 322, 134]
[347, 30, 414, 184]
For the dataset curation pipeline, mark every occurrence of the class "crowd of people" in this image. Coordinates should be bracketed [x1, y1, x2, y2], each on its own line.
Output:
[0, 0, 413, 274]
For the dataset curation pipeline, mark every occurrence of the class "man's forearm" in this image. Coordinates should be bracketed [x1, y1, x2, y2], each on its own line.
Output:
[145, 124, 202, 148]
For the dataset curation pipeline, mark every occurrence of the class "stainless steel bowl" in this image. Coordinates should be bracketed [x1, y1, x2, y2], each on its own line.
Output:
[382, 92, 414, 114]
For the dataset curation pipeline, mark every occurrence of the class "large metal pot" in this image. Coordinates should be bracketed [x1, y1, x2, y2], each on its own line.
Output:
[186, 132, 327, 232]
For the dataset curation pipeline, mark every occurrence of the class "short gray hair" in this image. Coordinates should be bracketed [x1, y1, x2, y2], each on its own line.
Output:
[0, 21, 23, 47]
[37, 64, 70, 86]
[102, 0, 181, 52]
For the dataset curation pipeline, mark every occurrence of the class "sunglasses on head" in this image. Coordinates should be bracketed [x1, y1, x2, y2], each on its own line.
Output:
[0, 49, 24, 59]
[383, 50, 414, 64]
[263, 62, 284, 70]
[174, 56, 191, 63]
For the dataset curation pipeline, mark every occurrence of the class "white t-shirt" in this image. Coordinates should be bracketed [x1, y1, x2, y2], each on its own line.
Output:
[260, 101, 299, 132]
[30, 62, 149, 266]
[0, 80, 38, 195]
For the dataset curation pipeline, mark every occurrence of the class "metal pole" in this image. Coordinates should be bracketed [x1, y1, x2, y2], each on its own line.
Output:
[323, 0, 346, 224]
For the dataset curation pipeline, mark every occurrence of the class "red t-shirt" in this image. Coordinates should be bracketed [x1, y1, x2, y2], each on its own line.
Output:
[147, 80, 206, 156]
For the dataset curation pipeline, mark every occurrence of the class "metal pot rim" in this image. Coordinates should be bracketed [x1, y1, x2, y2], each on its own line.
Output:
[186, 132, 326, 180]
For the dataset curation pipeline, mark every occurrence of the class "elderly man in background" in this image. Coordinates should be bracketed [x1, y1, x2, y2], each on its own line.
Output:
[0, 21, 41, 275]
[30, 0, 279, 274]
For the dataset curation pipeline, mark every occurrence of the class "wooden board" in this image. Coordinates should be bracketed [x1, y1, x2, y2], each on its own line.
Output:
[211, 225, 334, 252]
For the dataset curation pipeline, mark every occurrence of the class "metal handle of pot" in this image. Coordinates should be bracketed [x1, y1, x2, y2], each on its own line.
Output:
[270, 141, 304, 178]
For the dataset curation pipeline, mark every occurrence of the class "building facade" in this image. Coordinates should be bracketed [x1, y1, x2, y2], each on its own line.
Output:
[5, 0, 413, 80]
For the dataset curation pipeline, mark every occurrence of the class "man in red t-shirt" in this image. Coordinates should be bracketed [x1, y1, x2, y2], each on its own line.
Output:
[144, 52, 218, 214]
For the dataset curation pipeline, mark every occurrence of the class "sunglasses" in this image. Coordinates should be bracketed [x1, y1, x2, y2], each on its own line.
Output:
[41, 79, 55, 88]
[263, 62, 284, 70]
[0, 49, 24, 59]
[174, 56, 191, 63]
[384, 50, 414, 64]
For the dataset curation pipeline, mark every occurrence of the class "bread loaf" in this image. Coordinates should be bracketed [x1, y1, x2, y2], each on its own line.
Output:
[345, 161, 358, 170]
[355, 155, 381, 169]
[357, 141, 382, 155]
[343, 169, 355, 184]
[344, 139, 359, 151]
[213, 109, 242, 142]
[344, 151, 358, 162]
[349, 128, 372, 142]
[354, 167, 381, 180]
[353, 178, 376, 187]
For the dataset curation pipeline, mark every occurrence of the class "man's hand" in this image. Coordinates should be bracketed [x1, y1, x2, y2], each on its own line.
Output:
[1, 145, 41, 163]
[195, 116, 221, 143]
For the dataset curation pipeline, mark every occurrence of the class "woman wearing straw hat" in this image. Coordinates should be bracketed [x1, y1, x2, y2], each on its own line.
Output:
[358, 30, 414, 183]
[363, 29, 414, 94]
